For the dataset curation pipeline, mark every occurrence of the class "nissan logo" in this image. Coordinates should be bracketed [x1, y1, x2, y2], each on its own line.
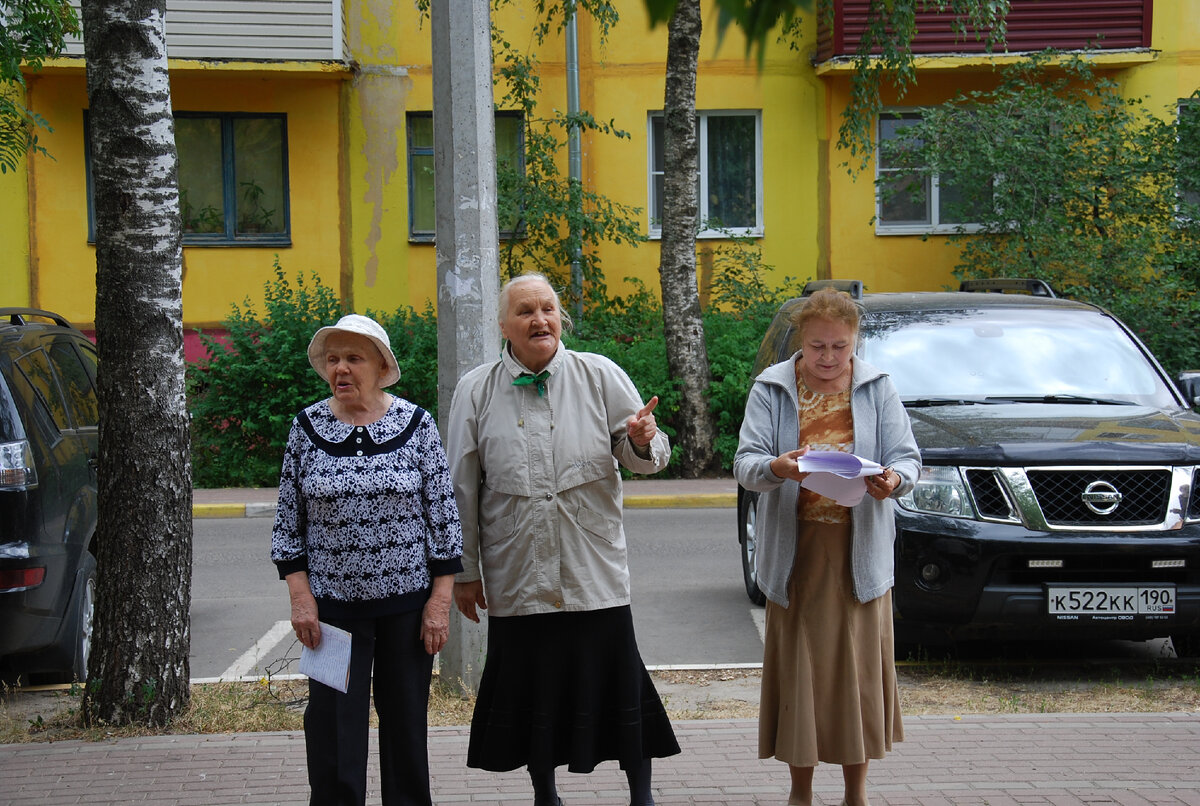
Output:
[1081, 480, 1122, 515]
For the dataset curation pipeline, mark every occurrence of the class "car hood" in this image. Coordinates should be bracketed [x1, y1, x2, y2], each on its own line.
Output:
[908, 404, 1200, 465]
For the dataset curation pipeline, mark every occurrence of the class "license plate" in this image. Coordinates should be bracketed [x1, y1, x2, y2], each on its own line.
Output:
[1047, 585, 1176, 617]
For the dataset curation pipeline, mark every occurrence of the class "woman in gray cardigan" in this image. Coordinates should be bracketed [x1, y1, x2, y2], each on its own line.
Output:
[734, 288, 920, 806]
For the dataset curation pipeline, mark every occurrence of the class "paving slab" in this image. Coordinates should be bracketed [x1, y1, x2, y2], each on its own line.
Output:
[3, 714, 1200, 805]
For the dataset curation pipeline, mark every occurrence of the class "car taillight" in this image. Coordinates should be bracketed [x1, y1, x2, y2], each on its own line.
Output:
[0, 567, 46, 592]
[0, 440, 38, 490]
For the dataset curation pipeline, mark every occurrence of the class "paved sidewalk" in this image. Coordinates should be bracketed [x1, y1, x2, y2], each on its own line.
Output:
[192, 478, 739, 518]
[3, 713, 1200, 805]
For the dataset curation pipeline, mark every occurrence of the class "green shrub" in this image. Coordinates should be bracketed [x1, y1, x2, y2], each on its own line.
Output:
[369, 302, 441, 419]
[188, 255, 801, 486]
[188, 261, 345, 487]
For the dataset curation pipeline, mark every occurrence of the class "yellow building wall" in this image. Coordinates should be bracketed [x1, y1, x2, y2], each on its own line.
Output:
[23, 68, 345, 330]
[11, 0, 1197, 328]
[0, 84, 31, 306]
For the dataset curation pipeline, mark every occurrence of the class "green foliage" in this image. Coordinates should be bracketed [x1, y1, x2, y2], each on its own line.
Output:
[878, 55, 1200, 376]
[566, 239, 804, 473]
[491, 1, 644, 307]
[568, 279, 679, 468]
[0, 0, 79, 172]
[368, 302, 440, 421]
[188, 264, 448, 487]
[704, 237, 807, 464]
[188, 249, 799, 484]
[188, 261, 344, 487]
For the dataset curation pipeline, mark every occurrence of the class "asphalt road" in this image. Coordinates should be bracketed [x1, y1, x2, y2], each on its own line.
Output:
[189, 507, 1175, 682]
[189, 507, 763, 680]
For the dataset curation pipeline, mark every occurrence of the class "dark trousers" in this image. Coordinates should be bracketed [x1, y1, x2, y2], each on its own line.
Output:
[304, 609, 435, 806]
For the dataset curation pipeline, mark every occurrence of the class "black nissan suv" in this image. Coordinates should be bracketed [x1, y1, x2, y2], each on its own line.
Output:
[0, 308, 99, 682]
[737, 280, 1200, 657]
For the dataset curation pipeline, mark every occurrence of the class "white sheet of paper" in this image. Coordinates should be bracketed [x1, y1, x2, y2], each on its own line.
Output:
[298, 622, 352, 693]
[794, 450, 884, 478]
[796, 450, 884, 507]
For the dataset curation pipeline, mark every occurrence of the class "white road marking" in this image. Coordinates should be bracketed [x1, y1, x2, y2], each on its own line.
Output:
[219, 620, 294, 681]
[751, 607, 766, 644]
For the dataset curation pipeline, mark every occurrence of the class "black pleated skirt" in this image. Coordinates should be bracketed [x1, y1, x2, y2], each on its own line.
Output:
[466, 605, 681, 774]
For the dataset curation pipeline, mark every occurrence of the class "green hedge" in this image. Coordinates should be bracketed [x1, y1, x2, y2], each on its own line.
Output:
[188, 255, 799, 487]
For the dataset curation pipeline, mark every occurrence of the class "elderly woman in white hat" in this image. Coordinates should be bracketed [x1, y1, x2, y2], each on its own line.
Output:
[271, 313, 463, 806]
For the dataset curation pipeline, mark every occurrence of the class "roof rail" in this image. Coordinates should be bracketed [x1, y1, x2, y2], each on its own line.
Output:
[801, 279, 863, 299]
[959, 278, 1057, 298]
[0, 308, 76, 329]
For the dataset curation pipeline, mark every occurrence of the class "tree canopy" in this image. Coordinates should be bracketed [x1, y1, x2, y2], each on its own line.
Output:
[878, 55, 1200, 376]
[0, 0, 78, 172]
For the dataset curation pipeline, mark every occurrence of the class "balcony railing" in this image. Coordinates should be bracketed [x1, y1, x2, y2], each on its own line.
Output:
[816, 0, 1152, 63]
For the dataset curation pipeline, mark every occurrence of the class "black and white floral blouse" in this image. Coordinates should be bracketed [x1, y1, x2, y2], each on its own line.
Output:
[271, 396, 464, 619]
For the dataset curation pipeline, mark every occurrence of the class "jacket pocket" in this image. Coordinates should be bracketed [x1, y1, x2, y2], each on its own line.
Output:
[575, 504, 616, 545]
[480, 513, 517, 548]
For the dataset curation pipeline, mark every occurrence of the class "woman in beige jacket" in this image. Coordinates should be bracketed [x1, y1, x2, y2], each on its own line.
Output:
[447, 273, 679, 806]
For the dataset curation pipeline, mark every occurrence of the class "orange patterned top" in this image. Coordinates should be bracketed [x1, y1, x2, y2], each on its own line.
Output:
[795, 358, 853, 525]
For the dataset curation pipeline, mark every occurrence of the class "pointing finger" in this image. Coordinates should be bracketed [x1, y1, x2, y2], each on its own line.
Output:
[636, 396, 659, 420]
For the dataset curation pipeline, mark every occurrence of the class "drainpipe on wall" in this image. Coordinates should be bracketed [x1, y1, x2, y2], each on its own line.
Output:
[566, 0, 583, 317]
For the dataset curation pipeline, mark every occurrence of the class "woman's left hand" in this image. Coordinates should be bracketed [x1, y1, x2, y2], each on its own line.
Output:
[627, 396, 659, 447]
[866, 467, 900, 501]
[421, 576, 454, 655]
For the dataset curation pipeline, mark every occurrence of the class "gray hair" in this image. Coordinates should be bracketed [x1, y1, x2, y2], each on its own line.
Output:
[498, 272, 574, 331]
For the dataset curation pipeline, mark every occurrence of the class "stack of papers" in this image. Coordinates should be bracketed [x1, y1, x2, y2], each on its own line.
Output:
[298, 622, 352, 693]
[794, 450, 884, 507]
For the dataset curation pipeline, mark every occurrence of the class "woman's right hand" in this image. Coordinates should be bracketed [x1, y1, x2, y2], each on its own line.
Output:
[770, 446, 811, 483]
[454, 580, 488, 623]
[285, 571, 321, 649]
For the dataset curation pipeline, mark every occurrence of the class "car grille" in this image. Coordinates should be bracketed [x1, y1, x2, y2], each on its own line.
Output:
[1025, 469, 1171, 526]
[966, 469, 1012, 519]
[965, 467, 1181, 528]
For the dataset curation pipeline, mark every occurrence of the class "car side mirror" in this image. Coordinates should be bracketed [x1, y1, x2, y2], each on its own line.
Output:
[1178, 371, 1200, 408]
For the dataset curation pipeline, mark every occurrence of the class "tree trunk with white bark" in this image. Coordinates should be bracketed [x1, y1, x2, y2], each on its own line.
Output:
[658, 0, 715, 477]
[80, 0, 192, 727]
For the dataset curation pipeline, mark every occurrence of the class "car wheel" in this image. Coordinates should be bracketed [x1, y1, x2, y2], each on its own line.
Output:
[1170, 633, 1200, 659]
[738, 489, 766, 606]
[69, 551, 97, 682]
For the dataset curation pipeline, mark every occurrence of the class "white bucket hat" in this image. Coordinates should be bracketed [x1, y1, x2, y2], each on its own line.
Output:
[307, 314, 401, 388]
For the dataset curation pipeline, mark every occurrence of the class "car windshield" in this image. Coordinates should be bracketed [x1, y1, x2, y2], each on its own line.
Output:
[858, 307, 1180, 408]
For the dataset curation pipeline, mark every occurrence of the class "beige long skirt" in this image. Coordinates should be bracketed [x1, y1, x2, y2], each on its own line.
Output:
[758, 520, 903, 767]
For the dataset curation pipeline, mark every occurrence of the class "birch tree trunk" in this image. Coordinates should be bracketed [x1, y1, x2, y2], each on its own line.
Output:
[80, 0, 192, 727]
[658, 0, 715, 477]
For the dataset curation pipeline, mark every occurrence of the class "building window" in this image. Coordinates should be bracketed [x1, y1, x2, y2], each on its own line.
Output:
[876, 110, 987, 235]
[648, 110, 762, 238]
[86, 112, 290, 245]
[406, 111, 524, 242]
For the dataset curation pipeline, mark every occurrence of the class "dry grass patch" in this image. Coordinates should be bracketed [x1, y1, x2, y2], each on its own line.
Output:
[3, 661, 1198, 744]
[1, 674, 477, 744]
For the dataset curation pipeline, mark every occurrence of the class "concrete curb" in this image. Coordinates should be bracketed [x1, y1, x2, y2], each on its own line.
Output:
[193, 493, 737, 518]
[624, 493, 736, 509]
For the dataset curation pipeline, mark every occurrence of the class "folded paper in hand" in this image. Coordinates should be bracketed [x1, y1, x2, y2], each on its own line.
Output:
[298, 622, 352, 693]
[796, 450, 884, 507]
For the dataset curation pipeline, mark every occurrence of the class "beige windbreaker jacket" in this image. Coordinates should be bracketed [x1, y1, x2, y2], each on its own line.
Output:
[446, 343, 670, 617]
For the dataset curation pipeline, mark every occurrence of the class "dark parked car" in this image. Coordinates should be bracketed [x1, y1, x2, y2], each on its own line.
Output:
[0, 308, 99, 682]
[738, 280, 1200, 657]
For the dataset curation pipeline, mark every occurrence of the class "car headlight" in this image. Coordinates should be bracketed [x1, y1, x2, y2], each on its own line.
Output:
[898, 465, 973, 518]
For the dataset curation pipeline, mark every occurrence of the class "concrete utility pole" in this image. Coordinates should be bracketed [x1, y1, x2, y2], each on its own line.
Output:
[432, 0, 499, 694]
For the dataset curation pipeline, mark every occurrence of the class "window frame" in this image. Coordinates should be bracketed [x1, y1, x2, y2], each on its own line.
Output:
[85, 111, 292, 247]
[646, 109, 764, 240]
[405, 110, 525, 243]
[874, 108, 987, 236]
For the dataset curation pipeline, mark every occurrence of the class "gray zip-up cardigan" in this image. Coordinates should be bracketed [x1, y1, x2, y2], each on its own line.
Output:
[733, 352, 921, 607]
